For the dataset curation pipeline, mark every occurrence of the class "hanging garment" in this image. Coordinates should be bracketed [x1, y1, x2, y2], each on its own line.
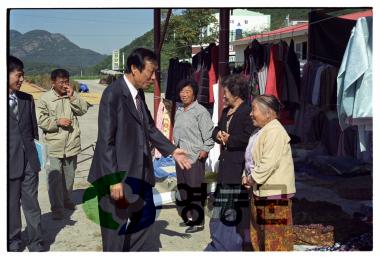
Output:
[154, 99, 174, 158]
[205, 83, 221, 173]
[337, 16, 372, 131]
[197, 65, 210, 105]
[257, 45, 270, 94]
[288, 39, 301, 94]
[243, 46, 251, 75]
[193, 50, 203, 83]
[275, 41, 288, 100]
[248, 55, 260, 101]
[337, 16, 372, 155]
[208, 44, 218, 103]
[311, 64, 327, 105]
[282, 41, 300, 104]
[309, 11, 357, 66]
[165, 58, 179, 101]
[319, 65, 338, 111]
[258, 65, 268, 95]
[337, 126, 358, 158]
[265, 44, 279, 98]
[165, 59, 192, 103]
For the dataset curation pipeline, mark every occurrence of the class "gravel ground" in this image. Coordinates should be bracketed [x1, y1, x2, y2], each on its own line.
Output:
[20, 80, 212, 251]
[18, 80, 372, 252]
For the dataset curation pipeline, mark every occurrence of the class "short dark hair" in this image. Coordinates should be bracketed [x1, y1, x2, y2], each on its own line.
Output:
[253, 94, 282, 116]
[177, 78, 198, 98]
[8, 55, 24, 72]
[125, 48, 157, 74]
[221, 74, 248, 101]
[51, 69, 70, 81]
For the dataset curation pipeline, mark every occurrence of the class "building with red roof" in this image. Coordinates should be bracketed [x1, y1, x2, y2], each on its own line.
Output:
[230, 9, 373, 66]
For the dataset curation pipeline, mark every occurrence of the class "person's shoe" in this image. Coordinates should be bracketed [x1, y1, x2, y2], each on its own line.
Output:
[28, 242, 46, 252]
[52, 211, 63, 220]
[64, 201, 76, 210]
[8, 242, 22, 252]
[179, 221, 190, 227]
[185, 225, 204, 233]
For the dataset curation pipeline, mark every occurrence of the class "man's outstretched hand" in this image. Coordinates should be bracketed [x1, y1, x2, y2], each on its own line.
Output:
[172, 148, 192, 170]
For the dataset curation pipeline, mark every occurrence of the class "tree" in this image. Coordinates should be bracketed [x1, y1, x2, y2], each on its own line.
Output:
[87, 9, 219, 74]
[164, 9, 218, 58]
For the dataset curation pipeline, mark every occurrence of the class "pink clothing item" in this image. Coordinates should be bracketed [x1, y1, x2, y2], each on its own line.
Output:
[208, 45, 218, 103]
[154, 99, 173, 158]
[265, 44, 279, 99]
[154, 101, 165, 158]
[208, 64, 216, 103]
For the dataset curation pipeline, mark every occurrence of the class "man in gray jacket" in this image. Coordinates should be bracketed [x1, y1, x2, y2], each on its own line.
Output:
[37, 69, 88, 220]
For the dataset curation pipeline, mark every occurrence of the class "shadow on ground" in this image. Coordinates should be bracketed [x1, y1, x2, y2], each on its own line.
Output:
[146, 220, 192, 251]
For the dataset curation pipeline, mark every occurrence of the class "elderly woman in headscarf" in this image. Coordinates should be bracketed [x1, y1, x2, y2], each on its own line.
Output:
[242, 94, 296, 251]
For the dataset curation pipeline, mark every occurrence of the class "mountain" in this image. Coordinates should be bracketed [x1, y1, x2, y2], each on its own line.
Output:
[9, 29, 107, 75]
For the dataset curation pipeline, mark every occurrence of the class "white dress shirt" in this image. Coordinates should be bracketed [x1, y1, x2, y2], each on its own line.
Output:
[124, 75, 138, 109]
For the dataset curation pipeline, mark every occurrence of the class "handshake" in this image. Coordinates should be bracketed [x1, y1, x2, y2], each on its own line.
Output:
[216, 130, 230, 146]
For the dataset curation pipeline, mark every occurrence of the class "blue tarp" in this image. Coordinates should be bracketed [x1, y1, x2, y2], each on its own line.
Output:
[153, 156, 176, 179]
[79, 83, 89, 93]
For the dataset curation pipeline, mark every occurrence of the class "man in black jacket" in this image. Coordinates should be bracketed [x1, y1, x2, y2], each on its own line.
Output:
[88, 48, 191, 251]
[7, 56, 44, 251]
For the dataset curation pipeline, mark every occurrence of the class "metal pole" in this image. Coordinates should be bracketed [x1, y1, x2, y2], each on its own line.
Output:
[218, 8, 230, 119]
[154, 9, 161, 121]
[159, 9, 172, 53]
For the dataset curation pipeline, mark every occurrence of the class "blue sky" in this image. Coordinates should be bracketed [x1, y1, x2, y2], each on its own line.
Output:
[9, 9, 154, 55]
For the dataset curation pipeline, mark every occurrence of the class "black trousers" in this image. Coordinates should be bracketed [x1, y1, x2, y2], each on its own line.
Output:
[176, 160, 206, 225]
[99, 174, 156, 251]
[8, 163, 43, 251]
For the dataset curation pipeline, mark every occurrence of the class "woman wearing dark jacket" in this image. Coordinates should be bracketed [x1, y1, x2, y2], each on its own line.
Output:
[205, 74, 255, 251]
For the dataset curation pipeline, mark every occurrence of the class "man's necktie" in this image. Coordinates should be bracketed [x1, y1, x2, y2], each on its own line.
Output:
[9, 95, 19, 119]
[135, 94, 143, 121]
[136, 94, 149, 156]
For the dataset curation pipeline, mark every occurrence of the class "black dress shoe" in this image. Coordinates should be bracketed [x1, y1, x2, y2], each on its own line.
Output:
[179, 221, 189, 227]
[28, 242, 46, 252]
[185, 225, 204, 233]
[8, 240, 23, 251]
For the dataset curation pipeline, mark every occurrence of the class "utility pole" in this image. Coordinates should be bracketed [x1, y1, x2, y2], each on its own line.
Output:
[122, 52, 125, 71]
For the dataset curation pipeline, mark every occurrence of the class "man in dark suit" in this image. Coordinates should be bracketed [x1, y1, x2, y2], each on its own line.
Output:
[8, 56, 44, 251]
[88, 48, 191, 251]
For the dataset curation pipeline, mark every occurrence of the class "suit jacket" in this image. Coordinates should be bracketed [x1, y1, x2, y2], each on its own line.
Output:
[212, 103, 254, 184]
[88, 77, 175, 251]
[8, 91, 40, 179]
[88, 77, 176, 186]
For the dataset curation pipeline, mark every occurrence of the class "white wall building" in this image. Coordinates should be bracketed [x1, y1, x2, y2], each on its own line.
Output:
[204, 9, 271, 42]
[201, 9, 270, 63]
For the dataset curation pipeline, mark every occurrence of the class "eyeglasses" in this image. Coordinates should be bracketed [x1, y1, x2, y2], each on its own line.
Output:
[56, 80, 70, 86]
